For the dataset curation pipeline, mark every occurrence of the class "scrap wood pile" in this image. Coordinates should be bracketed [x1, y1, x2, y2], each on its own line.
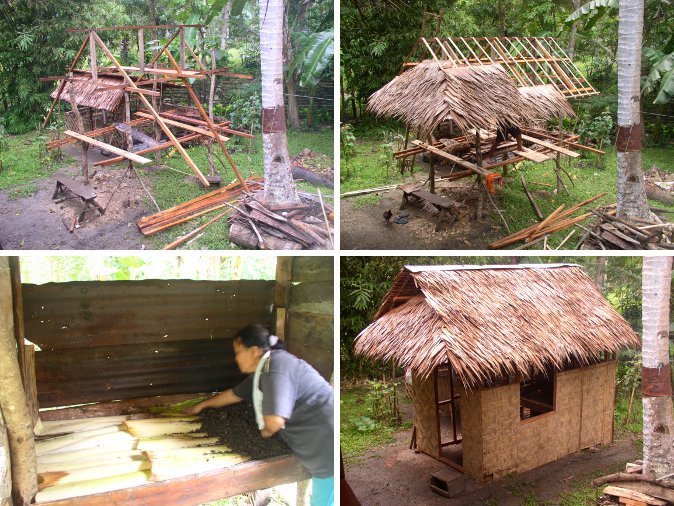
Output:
[576, 207, 674, 250]
[488, 193, 606, 249]
[136, 176, 263, 237]
[594, 462, 674, 506]
[229, 193, 334, 250]
[33, 412, 249, 503]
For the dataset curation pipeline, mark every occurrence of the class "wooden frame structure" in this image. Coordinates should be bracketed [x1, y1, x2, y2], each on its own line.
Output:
[42, 25, 253, 190]
[403, 36, 598, 98]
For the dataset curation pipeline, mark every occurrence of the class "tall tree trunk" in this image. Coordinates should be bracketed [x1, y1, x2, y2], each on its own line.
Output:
[259, 0, 300, 204]
[642, 256, 674, 478]
[594, 256, 607, 291]
[567, 0, 581, 59]
[284, 0, 301, 129]
[0, 259, 37, 506]
[616, 0, 650, 220]
[220, 0, 233, 51]
[120, 36, 129, 65]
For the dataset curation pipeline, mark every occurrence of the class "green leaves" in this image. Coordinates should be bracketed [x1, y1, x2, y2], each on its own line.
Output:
[15, 31, 34, 51]
[288, 29, 334, 88]
[564, 0, 618, 29]
[642, 48, 674, 104]
[205, 0, 248, 25]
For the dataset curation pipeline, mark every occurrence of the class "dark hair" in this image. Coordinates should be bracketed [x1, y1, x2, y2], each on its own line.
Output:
[236, 324, 285, 350]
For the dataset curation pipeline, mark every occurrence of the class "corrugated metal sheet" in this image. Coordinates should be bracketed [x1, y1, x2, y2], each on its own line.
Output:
[24, 279, 273, 408]
[23, 279, 275, 349]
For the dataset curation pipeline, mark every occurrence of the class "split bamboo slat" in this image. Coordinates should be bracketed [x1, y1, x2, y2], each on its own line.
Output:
[137, 176, 263, 236]
[63, 131, 152, 164]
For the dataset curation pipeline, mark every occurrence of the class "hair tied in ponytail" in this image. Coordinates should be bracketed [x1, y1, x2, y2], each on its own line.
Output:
[268, 335, 279, 347]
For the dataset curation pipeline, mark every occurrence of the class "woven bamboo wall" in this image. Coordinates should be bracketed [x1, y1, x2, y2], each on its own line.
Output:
[413, 372, 439, 458]
[579, 361, 616, 447]
[480, 383, 519, 479]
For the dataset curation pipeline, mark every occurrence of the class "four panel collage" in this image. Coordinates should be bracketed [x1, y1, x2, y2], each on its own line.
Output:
[0, 1, 672, 506]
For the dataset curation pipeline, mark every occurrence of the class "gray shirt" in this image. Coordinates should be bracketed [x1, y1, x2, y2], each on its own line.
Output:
[232, 349, 334, 478]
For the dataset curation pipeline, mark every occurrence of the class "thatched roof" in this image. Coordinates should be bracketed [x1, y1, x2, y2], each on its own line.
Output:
[51, 71, 125, 112]
[518, 85, 576, 121]
[367, 61, 534, 137]
[355, 264, 640, 387]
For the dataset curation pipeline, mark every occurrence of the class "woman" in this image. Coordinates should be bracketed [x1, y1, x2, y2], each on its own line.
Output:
[186, 324, 334, 506]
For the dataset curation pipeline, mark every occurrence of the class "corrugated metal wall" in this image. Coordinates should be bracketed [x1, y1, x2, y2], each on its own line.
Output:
[23, 279, 275, 408]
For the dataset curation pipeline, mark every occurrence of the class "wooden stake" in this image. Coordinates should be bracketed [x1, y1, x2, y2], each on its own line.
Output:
[89, 31, 98, 83]
[0, 258, 38, 506]
[138, 29, 145, 73]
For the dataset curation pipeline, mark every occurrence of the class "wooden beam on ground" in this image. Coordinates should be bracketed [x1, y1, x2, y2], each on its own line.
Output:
[412, 140, 492, 176]
[135, 112, 230, 142]
[93, 133, 202, 167]
[521, 134, 580, 157]
[92, 32, 211, 187]
[64, 130, 152, 164]
[512, 147, 550, 162]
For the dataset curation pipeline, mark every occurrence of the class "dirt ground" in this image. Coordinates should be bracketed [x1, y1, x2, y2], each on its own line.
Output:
[200, 403, 290, 460]
[345, 429, 639, 506]
[340, 161, 504, 250]
[0, 144, 152, 250]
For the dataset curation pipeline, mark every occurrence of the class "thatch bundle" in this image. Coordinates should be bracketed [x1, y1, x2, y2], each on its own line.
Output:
[355, 265, 640, 387]
[52, 71, 124, 112]
[518, 85, 576, 121]
[367, 61, 532, 137]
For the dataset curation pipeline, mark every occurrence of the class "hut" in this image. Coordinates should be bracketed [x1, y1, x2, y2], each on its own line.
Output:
[0, 256, 333, 505]
[355, 264, 640, 484]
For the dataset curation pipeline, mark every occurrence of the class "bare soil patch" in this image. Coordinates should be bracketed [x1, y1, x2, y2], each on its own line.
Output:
[344, 430, 639, 506]
[340, 162, 503, 250]
[0, 144, 151, 250]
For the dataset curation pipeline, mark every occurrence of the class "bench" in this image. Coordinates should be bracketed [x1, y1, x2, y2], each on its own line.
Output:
[400, 185, 455, 231]
[53, 172, 105, 221]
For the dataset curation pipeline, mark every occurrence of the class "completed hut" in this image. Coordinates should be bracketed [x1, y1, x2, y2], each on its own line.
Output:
[355, 264, 640, 484]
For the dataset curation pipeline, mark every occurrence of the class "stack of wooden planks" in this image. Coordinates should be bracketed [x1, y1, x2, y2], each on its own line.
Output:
[136, 177, 263, 236]
[229, 195, 334, 250]
[488, 193, 606, 249]
[577, 208, 674, 250]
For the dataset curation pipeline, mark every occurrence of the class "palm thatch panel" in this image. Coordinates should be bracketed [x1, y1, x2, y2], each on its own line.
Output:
[355, 265, 640, 387]
[518, 85, 576, 121]
[51, 72, 124, 112]
[367, 61, 535, 137]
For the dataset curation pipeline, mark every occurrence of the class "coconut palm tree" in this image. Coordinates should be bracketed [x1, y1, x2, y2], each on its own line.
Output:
[641, 256, 674, 477]
[259, 0, 300, 204]
[616, 0, 650, 219]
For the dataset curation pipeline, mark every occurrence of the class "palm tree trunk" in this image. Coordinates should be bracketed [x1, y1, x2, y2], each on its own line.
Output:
[642, 256, 674, 477]
[259, 0, 300, 204]
[567, 0, 581, 60]
[616, 0, 649, 219]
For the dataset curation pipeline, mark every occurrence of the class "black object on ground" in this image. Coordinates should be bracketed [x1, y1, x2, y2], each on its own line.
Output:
[199, 403, 291, 460]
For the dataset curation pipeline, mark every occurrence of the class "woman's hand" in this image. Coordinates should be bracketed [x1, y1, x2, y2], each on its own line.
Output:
[261, 415, 286, 438]
[184, 404, 203, 415]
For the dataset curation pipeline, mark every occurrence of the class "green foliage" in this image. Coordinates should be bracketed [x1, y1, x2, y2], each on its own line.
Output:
[288, 30, 334, 88]
[564, 0, 618, 29]
[576, 108, 614, 157]
[642, 48, 674, 104]
[349, 415, 377, 433]
[339, 123, 356, 178]
[215, 83, 262, 134]
[366, 380, 402, 426]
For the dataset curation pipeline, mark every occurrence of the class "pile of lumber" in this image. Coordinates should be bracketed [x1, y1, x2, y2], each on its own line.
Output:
[576, 208, 674, 250]
[136, 177, 263, 236]
[594, 462, 674, 506]
[488, 193, 606, 249]
[229, 194, 334, 250]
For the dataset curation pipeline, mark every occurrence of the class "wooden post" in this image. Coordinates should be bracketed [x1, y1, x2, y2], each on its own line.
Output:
[124, 92, 134, 174]
[475, 130, 484, 220]
[0, 258, 38, 506]
[274, 257, 293, 341]
[206, 48, 216, 177]
[428, 135, 435, 194]
[67, 86, 89, 184]
[179, 27, 186, 70]
[138, 29, 145, 73]
[89, 31, 97, 83]
[0, 408, 11, 506]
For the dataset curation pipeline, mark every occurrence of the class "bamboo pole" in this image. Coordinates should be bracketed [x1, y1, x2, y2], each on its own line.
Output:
[0, 408, 10, 505]
[0, 258, 37, 506]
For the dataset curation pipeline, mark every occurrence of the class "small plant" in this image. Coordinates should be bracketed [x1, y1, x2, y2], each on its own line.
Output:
[577, 109, 614, 169]
[366, 379, 402, 426]
[378, 131, 402, 177]
[350, 415, 377, 433]
[340, 123, 357, 179]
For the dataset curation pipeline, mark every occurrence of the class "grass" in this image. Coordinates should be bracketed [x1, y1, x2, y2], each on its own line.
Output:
[340, 384, 408, 465]
[0, 131, 74, 195]
[1, 127, 332, 249]
[341, 125, 674, 248]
